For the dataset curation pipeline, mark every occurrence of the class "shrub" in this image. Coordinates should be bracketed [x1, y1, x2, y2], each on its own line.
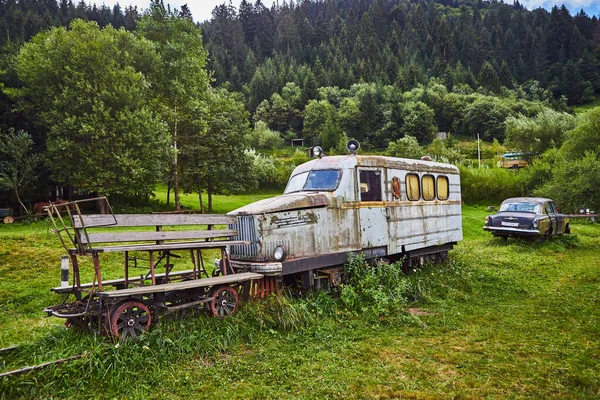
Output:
[535, 151, 600, 213]
[340, 254, 408, 317]
[386, 135, 424, 159]
[426, 138, 465, 164]
[245, 149, 279, 189]
[459, 165, 524, 205]
[245, 120, 283, 149]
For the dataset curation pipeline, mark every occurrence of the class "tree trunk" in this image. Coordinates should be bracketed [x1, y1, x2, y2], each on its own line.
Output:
[173, 107, 181, 212]
[196, 175, 204, 214]
[13, 186, 28, 215]
[166, 168, 172, 206]
[207, 174, 213, 213]
[97, 197, 107, 214]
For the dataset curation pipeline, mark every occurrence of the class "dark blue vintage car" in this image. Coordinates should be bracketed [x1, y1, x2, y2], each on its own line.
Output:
[483, 197, 570, 239]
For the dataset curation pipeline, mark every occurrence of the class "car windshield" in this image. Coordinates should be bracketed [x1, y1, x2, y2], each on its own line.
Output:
[284, 169, 341, 193]
[499, 202, 542, 213]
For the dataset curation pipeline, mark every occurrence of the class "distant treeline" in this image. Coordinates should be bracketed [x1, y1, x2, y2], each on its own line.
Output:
[0, 0, 141, 45]
[201, 0, 600, 109]
[2, 0, 600, 110]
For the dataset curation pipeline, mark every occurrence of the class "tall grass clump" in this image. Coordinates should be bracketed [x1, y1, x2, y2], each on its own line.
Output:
[245, 292, 318, 332]
[340, 254, 408, 317]
[403, 258, 474, 304]
[459, 165, 524, 204]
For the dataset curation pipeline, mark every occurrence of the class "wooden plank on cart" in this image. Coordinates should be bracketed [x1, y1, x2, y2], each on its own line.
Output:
[73, 214, 236, 228]
[89, 240, 250, 253]
[97, 272, 264, 298]
[80, 229, 240, 244]
[51, 269, 197, 293]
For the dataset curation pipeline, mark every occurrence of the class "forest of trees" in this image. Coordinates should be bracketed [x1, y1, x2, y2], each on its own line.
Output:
[203, 0, 600, 104]
[1, 0, 600, 213]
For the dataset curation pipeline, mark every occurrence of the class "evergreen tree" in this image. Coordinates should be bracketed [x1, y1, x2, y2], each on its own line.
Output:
[478, 61, 501, 93]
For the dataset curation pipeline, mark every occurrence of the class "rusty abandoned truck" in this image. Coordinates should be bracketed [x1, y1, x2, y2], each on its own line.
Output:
[226, 142, 463, 290]
[44, 142, 462, 341]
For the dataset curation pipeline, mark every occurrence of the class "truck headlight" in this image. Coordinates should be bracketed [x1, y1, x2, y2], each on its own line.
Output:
[274, 246, 286, 261]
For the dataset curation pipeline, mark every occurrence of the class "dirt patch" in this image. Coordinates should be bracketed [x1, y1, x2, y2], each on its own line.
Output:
[407, 308, 434, 316]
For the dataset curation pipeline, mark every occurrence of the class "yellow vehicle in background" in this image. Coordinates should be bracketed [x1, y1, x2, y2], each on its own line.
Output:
[497, 152, 529, 169]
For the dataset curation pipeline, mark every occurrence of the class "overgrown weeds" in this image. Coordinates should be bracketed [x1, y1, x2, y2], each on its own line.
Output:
[340, 254, 408, 318]
[2, 207, 600, 398]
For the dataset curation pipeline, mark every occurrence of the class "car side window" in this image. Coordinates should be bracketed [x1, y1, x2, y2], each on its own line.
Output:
[544, 202, 554, 215]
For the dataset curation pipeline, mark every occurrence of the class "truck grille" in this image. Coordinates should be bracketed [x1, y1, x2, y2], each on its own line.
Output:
[229, 215, 259, 258]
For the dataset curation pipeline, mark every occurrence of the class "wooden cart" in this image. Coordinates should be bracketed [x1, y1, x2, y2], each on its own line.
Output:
[44, 198, 263, 341]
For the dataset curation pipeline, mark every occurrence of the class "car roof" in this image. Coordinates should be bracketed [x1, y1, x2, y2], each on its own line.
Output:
[501, 197, 552, 204]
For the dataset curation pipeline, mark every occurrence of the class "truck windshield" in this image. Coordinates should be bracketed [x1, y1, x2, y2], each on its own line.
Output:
[284, 169, 341, 193]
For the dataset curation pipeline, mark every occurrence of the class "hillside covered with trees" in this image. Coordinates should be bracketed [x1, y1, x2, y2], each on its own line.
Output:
[1, 0, 600, 214]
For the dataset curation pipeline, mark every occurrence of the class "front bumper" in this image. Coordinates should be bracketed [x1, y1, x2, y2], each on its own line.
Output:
[228, 260, 283, 276]
[483, 226, 540, 237]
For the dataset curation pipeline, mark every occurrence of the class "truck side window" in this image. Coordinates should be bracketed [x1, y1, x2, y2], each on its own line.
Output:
[437, 176, 449, 200]
[359, 170, 382, 201]
[422, 175, 435, 201]
[406, 173, 420, 200]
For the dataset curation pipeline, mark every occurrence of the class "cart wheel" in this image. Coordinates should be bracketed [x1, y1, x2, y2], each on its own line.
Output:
[3, 216, 14, 224]
[108, 300, 152, 342]
[209, 286, 238, 319]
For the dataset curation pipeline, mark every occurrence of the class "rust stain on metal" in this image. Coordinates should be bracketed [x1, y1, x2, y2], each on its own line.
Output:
[233, 193, 330, 215]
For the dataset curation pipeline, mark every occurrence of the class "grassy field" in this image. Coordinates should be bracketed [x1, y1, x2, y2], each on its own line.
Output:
[573, 95, 600, 113]
[152, 185, 280, 214]
[1, 200, 599, 398]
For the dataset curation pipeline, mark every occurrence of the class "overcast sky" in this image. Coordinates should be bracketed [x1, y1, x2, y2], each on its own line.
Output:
[96, 0, 599, 22]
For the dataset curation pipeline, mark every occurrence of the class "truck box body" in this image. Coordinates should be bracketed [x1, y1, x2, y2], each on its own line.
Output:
[227, 154, 462, 285]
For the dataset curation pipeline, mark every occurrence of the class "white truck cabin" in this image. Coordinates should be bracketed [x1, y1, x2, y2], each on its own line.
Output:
[227, 150, 462, 289]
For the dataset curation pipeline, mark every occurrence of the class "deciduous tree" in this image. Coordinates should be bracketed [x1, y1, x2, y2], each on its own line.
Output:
[137, 0, 210, 210]
[0, 128, 39, 213]
[10, 20, 169, 199]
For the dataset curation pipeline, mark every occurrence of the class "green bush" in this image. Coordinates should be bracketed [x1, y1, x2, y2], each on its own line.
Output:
[245, 120, 283, 149]
[386, 135, 424, 159]
[246, 149, 279, 189]
[535, 151, 600, 213]
[340, 254, 408, 317]
[459, 165, 524, 205]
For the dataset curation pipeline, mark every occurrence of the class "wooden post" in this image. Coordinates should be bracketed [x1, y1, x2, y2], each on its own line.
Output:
[124, 251, 129, 288]
[150, 251, 156, 286]
[71, 253, 81, 301]
[92, 252, 102, 292]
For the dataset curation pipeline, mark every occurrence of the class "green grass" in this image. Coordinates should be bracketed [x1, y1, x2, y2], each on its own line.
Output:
[1, 199, 600, 398]
[151, 184, 279, 214]
[573, 95, 600, 113]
